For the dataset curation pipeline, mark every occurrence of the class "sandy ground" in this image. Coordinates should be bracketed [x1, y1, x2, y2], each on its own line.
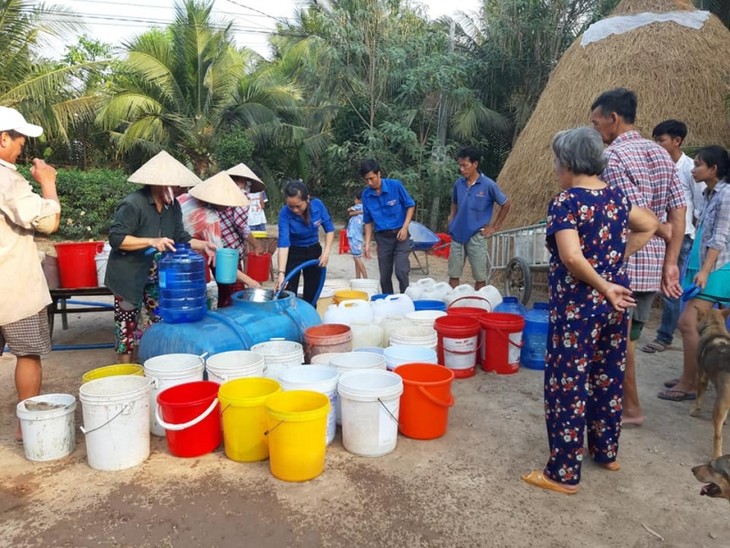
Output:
[2, 237, 730, 547]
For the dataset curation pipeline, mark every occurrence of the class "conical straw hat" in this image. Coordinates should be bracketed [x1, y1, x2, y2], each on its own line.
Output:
[127, 150, 202, 187]
[189, 172, 250, 207]
[226, 163, 266, 193]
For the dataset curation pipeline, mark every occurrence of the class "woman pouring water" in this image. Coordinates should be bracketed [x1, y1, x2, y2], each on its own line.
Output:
[275, 180, 335, 304]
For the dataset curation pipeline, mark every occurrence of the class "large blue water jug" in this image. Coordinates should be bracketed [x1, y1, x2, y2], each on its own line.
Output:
[158, 243, 207, 323]
[494, 296, 527, 316]
[520, 302, 549, 370]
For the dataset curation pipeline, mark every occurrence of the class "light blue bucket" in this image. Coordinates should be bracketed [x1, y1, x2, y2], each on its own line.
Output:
[215, 248, 239, 284]
[383, 344, 438, 371]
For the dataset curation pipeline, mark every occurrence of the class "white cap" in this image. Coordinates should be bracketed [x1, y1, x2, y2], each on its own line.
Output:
[0, 107, 43, 138]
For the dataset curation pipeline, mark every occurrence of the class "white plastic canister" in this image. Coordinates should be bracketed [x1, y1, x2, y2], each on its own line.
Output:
[250, 340, 304, 380]
[143, 353, 206, 437]
[278, 365, 340, 445]
[205, 351, 265, 384]
[16, 394, 76, 462]
[338, 370, 403, 457]
[79, 375, 152, 471]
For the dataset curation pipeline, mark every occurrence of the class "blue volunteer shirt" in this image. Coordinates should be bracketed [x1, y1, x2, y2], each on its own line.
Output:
[362, 178, 416, 232]
[449, 173, 508, 243]
[278, 197, 335, 247]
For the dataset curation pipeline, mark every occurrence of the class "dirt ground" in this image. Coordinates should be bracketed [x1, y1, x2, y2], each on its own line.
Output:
[2, 237, 730, 548]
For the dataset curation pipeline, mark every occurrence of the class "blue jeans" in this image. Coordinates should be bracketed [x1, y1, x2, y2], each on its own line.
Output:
[655, 235, 693, 345]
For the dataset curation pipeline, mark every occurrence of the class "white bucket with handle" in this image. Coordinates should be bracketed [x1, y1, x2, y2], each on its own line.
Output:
[16, 394, 76, 462]
[250, 340, 304, 380]
[205, 351, 265, 384]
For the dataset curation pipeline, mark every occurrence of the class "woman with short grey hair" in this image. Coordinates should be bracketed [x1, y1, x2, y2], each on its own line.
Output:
[522, 127, 658, 495]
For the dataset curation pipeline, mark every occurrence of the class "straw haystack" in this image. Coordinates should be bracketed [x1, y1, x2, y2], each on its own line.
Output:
[497, 0, 730, 228]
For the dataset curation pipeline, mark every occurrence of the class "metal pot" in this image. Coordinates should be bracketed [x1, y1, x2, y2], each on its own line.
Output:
[237, 288, 276, 302]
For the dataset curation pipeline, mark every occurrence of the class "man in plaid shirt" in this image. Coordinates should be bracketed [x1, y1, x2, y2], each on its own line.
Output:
[590, 88, 686, 426]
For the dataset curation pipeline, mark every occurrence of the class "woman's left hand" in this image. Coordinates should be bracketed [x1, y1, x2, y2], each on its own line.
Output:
[604, 283, 636, 312]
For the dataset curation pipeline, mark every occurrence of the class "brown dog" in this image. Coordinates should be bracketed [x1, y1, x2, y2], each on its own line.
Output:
[692, 455, 730, 502]
[691, 307, 730, 459]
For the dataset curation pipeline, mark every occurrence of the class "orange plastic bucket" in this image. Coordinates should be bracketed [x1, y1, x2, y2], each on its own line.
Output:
[394, 363, 455, 439]
[246, 252, 271, 283]
[55, 241, 103, 288]
[480, 313, 525, 375]
[303, 324, 352, 362]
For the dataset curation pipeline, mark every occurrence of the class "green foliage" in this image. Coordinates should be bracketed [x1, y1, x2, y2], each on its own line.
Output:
[213, 126, 255, 171]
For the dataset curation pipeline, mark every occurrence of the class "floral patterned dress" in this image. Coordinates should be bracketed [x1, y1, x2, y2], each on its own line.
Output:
[543, 186, 631, 486]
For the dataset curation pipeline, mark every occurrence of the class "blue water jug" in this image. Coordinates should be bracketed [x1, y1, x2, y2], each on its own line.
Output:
[158, 243, 207, 323]
[520, 302, 549, 370]
[494, 296, 527, 316]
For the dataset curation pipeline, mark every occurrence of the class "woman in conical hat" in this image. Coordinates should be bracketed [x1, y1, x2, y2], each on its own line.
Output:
[227, 163, 268, 232]
[105, 151, 216, 363]
[178, 172, 262, 307]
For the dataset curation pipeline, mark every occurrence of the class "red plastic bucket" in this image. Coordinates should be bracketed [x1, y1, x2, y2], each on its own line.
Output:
[395, 363, 455, 439]
[156, 381, 221, 457]
[55, 241, 103, 288]
[480, 313, 525, 375]
[434, 315, 481, 378]
[246, 252, 271, 283]
[304, 323, 352, 362]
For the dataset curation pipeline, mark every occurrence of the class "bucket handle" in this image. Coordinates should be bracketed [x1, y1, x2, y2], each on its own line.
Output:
[418, 386, 454, 408]
[377, 398, 400, 426]
[494, 327, 524, 348]
[448, 295, 493, 310]
[80, 403, 131, 435]
[154, 398, 219, 432]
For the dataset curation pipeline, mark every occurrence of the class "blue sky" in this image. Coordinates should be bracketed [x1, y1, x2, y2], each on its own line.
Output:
[47, 0, 482, 58]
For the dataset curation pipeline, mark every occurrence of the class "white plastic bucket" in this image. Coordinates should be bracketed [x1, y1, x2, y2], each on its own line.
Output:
[95, 242, 111, 287]
[329, 352, 387, 424]
[205, 351, 265, 384]
[389, 325, 438, 352]
[383, 345, 438, 371]
[144, 353, 206, 436]
[406, 310, 447, 328]
[350, 278, 380, 298]
[250, 340, 304, 380]
[351, 324, 385, 349]
[323, 278, 350, 292]
[309, 352, 343, 365]
[16, 394, 76, 462]
[278, 365, 340, 445]
[353, 347, 385, 355]
[79, 375, 152, 471]
[338, 370, 403, 457]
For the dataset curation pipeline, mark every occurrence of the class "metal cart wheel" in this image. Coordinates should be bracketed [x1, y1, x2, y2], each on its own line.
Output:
[504, 256, 532, 305]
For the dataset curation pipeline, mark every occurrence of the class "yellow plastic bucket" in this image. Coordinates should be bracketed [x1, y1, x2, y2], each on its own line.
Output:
[265, 390, 330, 482]
[333, 290, 368, 305]
[218, 377, 281, 462]
[81, 364, 144, 384]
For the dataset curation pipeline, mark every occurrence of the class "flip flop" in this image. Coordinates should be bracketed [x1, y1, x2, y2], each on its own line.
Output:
[640, 340, 669, 354]
[657, 389, 697, 402]
[663, 378, 680, 388]
[521, 470, 578, 495]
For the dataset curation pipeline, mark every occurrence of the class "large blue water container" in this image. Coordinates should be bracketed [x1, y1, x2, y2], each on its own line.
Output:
[158, 243, 207, 323]
[520, 302, 549, 370]
[138, 290, 321, 362]
[494, 296, 527, 316]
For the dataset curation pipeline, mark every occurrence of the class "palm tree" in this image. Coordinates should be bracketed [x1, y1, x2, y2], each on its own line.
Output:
[97, 0, 301, 176]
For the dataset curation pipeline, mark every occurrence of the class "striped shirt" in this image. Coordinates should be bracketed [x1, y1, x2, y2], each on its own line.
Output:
[601, 130, 686, 292]
[698, 180, 730, 271]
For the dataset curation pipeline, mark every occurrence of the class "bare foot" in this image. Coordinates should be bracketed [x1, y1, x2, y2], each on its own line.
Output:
[622, 414, 645, 426]
[15, 422, 23, 443]
[598, 461, 621, 471]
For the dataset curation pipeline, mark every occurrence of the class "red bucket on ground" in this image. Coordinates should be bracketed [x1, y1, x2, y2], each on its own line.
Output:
[156, 381, 221, 457]
[395, 363, 455, 439]
[304, 323, 352, 362]
[448, 305, 490, 363]
[246, 252, 271, 283]
[480, 313, 525, 375]
[434, 315, 481, 378]
[55, 241, 103, 288]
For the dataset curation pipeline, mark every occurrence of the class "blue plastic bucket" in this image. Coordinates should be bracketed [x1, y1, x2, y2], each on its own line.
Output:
[414, 300, 447, 312]
[215, 248, 239, 284]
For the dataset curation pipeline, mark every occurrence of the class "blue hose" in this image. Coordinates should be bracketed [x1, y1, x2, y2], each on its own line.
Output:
[65, 300, 114, 309]
[276, 258, 326, 302]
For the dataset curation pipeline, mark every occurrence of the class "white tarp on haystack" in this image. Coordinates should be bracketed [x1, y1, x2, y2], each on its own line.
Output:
[581, 10, 711, 46]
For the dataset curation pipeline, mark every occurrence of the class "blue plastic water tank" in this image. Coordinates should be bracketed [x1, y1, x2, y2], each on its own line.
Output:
[138, 290, 321, 362]
[520, 302, 549, 370]
[158, 243, 207, 323]
[494, 296, 527, 316]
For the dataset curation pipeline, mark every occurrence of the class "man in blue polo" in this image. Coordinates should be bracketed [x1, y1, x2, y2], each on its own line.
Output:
[360, 159, 415, 294]
[448, 146, 510, 290]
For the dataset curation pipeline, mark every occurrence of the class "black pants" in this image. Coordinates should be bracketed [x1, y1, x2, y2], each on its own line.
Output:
[374, 229, 411, 294]
[285, 243, 323, 305]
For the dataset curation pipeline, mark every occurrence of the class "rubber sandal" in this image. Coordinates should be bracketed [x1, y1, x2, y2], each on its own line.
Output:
[657, 389, 697, 402]
[598, 461, 621, 472]
[521, 470, 578, 495]
[663, 378, 680, 388]
[640, 340, 669, 354]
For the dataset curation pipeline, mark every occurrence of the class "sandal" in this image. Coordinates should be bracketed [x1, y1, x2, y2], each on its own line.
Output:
[657, 388, 697, 402]
[640, 340, 669, 353]
[521, 470, 578, 495]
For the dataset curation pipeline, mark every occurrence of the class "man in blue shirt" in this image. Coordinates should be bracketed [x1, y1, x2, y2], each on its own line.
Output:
[360, 159, 415, 294]
[448, 147, 510, 290]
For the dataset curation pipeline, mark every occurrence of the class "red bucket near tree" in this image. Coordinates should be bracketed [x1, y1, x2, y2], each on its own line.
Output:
[246, 252, 271, 283]
[54, 241, 104, 288]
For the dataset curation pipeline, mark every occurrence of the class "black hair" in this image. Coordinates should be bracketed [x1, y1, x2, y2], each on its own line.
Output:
[590, 88, 637, 124]
[457, 146, 481, 165]
[359, 159, 380, 177]
[3, 129, 24, 140]
[355, 189, 363, 200]
[652, 119, 687, 142]
[283, 179, 309, 200]
[695, 146, 729, 181]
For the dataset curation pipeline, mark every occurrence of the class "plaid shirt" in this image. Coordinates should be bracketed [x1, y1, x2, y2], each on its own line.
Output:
[219, 205, 251, 257]
[601, 130, 686, 292]
[699, 180, 730, 271]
